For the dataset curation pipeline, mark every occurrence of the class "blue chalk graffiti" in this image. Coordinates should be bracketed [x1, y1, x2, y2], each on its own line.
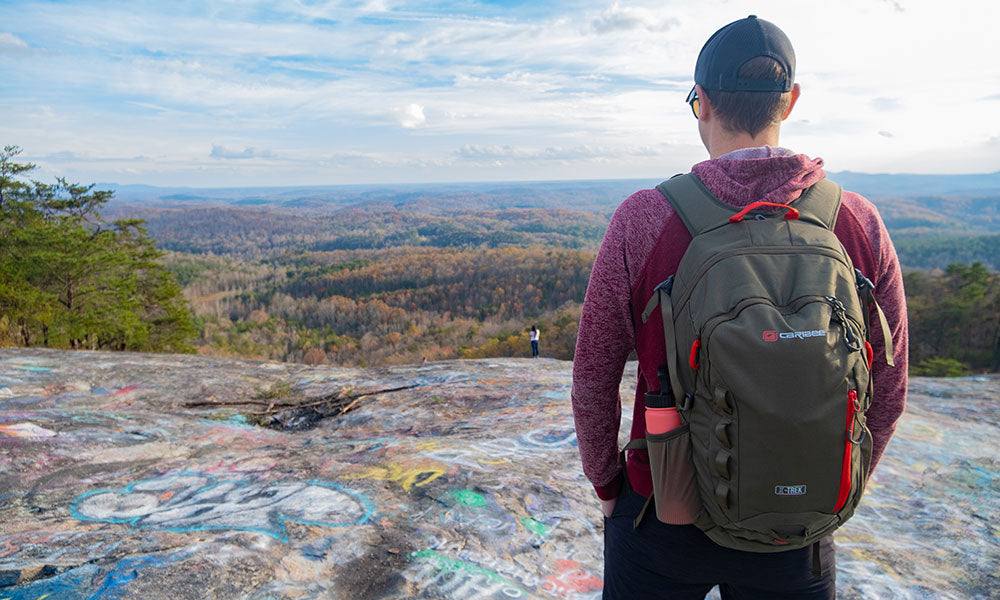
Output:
[71, 472, 373, 542]
[0, 551, 188, 600]
[87, 554, 173, 599]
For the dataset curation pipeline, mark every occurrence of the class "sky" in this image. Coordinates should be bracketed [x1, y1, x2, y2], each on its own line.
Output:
[1, 0, 998, 187]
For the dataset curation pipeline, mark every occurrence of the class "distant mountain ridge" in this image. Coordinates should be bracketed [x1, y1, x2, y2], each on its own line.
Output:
[104, 179, 657, 213]
[102, 172, 1000, 270]
[103, 171, 1000, 214]
[826, 171, 1000, 197]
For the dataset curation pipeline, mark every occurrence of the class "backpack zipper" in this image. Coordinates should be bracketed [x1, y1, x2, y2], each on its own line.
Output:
[699, 294, 837, 372]
[697, 294, 865, 374]
[833, 389, 861, 512]
[701, 295, 824, 340]
[672, 245, 851, 316]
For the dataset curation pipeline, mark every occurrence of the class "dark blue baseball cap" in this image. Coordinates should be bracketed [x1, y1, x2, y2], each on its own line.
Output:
[694, 15, 795, 92]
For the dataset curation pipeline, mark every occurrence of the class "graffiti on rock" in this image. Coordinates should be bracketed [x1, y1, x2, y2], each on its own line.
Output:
[340, 460, 452, 492]
[0, 349, 992, 599]
[418, 430, 576, 471]
[541, 559, 603, 598]
[404, 550, 528, 599]
[71, 472, 373, 542]
[518, 427, 577, 449]
[426, 479, 598, 555]
[0, 422, 57, 439]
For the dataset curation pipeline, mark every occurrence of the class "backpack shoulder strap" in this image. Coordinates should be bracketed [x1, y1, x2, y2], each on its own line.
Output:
[658, 174, 846, 235]
[655, 173, 734, 236]
[791, 178, 843, 231]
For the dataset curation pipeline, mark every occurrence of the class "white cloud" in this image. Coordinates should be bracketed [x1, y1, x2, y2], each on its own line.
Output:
[210, 145, 272, 160]
[393, 104, 426, 129]
[871, 98, 902, 112]
[0, 32, 28, 51]
[361, 0, 394, 12]
[44, 150, 78, 161]
[3, 0, 998, 184]
[456, 144, 662, 162]
[590, 3, 678, 34]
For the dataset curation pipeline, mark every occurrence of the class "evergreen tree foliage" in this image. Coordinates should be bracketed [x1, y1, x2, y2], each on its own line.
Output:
[0, 146, 196, 352]
[905, 262, 1000, 374]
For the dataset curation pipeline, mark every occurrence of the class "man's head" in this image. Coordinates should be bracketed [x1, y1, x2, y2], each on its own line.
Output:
[689, 16, 799, 145]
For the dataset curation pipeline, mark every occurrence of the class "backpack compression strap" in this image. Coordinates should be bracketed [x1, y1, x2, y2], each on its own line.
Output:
[655, 174, 844, 235]
[856, 271, 897, 367]
[641, 277, 684, 407]
[619, 437, 657, 529]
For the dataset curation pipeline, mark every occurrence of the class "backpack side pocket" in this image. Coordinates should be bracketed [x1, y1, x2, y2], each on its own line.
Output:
[647, 424, 701, 524]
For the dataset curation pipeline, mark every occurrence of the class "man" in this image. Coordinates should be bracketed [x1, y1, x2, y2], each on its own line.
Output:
[571, 15, 908, 599]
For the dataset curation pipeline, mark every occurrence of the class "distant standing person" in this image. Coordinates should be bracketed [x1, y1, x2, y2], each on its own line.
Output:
[530, 326, 540, 358]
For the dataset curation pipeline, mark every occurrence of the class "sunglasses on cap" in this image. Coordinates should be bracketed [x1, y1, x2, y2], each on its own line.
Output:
[686, 86, 700, 119]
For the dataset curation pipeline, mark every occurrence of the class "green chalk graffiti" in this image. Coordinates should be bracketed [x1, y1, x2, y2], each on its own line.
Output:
[519, 516, 549, 536]
[452, 489, 486, 507]
[408, 550, 526, 595]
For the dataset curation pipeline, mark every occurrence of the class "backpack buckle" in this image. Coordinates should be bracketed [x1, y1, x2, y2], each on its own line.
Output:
[854, 268, 875, 292]
[825, 296, 862, 352]
[656, 275, 675, 294]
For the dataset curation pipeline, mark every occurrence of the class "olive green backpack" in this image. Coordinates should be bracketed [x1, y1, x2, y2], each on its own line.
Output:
[633, 173, 894, 561]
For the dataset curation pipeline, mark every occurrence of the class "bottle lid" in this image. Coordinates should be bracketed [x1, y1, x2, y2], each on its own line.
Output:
[644, 391, 676, 408]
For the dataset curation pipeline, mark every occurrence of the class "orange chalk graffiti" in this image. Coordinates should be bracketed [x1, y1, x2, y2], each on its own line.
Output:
[541, 559, 603, 597]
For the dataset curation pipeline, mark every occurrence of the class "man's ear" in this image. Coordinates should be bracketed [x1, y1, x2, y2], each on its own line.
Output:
[782, 83, 801, 120]
[695, 84, 711, 121]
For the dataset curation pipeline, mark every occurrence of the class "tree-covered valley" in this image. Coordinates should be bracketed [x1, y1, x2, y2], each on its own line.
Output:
[4, 145, 999, 374]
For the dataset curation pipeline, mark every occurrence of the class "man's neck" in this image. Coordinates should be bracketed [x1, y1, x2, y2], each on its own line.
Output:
[703, 128, 781, 159]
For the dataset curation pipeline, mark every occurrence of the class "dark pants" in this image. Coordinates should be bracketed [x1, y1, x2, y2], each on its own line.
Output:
[531, 340, 539, 357]
[603, 487, 836, 599]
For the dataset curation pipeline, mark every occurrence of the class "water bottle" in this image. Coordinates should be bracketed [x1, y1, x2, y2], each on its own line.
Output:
[645, 366, 682, 434]
[644, 365, 698, 525]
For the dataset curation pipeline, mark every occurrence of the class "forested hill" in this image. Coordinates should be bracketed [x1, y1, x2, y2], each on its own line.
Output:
[94, 172, 1000, 372]
[105, 171, 1000, 211]
[105, 179, 656, 214]
[0, 146, 1000, 382]
[107, 172, 1000, 269]
[9, 145, 996, 372]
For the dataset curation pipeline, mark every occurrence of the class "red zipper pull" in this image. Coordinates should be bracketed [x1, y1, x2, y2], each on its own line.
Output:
[834, 390, 860, 512]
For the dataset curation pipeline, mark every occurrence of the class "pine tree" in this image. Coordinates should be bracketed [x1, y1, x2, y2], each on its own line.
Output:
[0, 146, 196, 352]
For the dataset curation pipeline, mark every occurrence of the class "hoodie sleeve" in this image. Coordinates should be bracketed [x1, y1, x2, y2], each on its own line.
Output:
[841, 191, 909, 474]
[571, 199, 639, 500]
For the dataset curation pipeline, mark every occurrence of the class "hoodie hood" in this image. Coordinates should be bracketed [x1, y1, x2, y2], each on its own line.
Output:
[691, 146, 826, 208]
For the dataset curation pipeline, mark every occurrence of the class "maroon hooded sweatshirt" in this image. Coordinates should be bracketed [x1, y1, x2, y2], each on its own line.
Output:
[571, 147, 909, 501]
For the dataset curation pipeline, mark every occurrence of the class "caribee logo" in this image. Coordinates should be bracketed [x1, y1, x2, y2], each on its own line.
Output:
[762, 329, 826, 341]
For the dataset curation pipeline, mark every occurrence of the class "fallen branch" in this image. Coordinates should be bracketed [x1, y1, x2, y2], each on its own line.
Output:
[183, 384, 417, 416]
[183, 398, 299, 408]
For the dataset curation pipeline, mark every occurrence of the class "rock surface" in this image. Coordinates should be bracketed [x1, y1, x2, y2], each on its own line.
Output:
[0, 348, 996, 599]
